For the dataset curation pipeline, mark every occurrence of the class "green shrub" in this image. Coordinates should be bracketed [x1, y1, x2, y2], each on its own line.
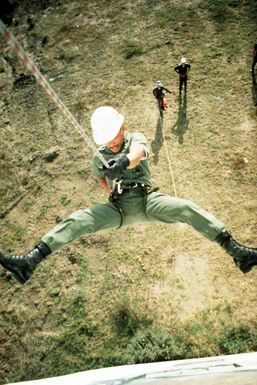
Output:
[219, 324, 257, 354]
[123, 328, 191, 364]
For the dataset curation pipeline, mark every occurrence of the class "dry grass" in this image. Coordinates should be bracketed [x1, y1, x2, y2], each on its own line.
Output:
[0, 0, 257, 382]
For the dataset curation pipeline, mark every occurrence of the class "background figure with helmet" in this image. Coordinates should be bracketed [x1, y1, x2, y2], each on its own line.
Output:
[174, 57, 191, 94]
[1, 106, 257, 285]
[152, 80, 171, 113]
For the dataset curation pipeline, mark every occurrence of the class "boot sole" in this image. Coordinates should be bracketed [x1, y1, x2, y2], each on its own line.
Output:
[0, 251, 27, 285]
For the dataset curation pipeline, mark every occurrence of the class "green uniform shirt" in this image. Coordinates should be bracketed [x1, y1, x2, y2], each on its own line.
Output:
[92, 131, 152, 187]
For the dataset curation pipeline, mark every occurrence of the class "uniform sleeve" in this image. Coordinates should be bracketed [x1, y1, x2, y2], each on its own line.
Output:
[92, 153, 105, 178]
[130, 132, 149, 160]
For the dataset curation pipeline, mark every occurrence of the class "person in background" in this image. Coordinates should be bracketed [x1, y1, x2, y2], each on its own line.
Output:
[153, 80, 171, 111]
[0, 106, 257, 285]
[174, 57, 191, 94]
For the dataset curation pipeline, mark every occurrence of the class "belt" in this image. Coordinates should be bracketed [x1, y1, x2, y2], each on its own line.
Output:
[122, 182, 149, 191]
[121, 183, 159, 196]
[111, 178, 151, 199]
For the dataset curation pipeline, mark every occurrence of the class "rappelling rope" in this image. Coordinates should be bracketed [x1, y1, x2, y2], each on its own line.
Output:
[0, 19, 109, 168]
[159, 108, 177, 197]
[152, 103, 179, 276]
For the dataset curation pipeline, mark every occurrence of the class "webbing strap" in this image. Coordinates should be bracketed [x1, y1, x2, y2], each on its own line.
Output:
[0, 19, 109, 168]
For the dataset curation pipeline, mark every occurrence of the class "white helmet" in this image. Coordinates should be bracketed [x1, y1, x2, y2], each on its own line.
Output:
[180, 57, 187, 64]
[91, 106, 124, 145]
[156, 80, 162, 86]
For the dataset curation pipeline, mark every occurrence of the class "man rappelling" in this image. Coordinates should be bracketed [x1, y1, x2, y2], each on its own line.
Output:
[1, 106, 257, 285]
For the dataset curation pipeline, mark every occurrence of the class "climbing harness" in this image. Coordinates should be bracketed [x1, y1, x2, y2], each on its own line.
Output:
[0, 19, 109, 169]
[112, 178, 124, 198]
[109, 180, 157, 229]
[111, 178, 151, 200]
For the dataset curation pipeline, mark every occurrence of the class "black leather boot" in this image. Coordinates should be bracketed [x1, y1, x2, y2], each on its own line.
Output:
[215, 231, 257, 273]
[0, 242, 51, 284]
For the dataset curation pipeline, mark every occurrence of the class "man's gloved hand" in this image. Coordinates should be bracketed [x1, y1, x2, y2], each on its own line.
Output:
[102, 154, 130, 178]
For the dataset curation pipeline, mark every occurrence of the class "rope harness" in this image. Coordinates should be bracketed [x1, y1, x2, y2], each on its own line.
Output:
[109, 179, 159, 229]
[110, 178, 153, 201]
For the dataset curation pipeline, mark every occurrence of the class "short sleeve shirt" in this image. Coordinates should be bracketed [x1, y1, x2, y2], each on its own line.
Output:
[92, 131, 152, 187]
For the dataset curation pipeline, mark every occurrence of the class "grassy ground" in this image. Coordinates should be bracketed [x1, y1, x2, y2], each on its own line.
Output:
[0, 0, 257, 382]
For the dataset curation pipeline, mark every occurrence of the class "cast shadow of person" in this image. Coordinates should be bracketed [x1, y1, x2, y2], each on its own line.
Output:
[151, 113, 164, 165]
[252, 71, 257, 107]
[171, 93, 189, 144]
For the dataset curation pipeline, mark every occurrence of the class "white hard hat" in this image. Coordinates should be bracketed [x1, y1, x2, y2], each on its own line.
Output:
[180, 57, 187, 64]
[91, 106, 124, 145]
[156, 80, 162, 86]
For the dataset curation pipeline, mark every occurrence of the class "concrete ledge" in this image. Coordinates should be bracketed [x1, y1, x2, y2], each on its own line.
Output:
[7, 352, 257, 385]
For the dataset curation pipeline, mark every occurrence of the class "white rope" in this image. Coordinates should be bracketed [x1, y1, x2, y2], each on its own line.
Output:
[159, 111, 177, 197]
[0, 19, 109, 168]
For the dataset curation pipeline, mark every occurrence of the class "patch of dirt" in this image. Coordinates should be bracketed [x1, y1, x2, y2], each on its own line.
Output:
[174, 253, 213, 316]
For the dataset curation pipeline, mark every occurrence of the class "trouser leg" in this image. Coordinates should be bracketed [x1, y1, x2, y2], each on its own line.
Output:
[157, 98, 162, 110]
[179, 77, 183, 93]
[145, 192, 257, 273]
[0, 202, 122, 284]
[184, 77, 187, 92]
[145, 192, 225, 240]
[41, 202, 122, 252]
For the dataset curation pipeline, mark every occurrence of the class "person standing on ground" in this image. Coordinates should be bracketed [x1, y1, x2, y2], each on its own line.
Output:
[152, 80, 171, 111]
[251, 44, 257, 73]
[0, 106, 257, 285]
[174, 57, 191, 94]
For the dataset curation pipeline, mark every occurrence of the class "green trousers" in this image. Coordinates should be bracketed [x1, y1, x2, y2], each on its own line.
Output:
[41, 189, 225, 253]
